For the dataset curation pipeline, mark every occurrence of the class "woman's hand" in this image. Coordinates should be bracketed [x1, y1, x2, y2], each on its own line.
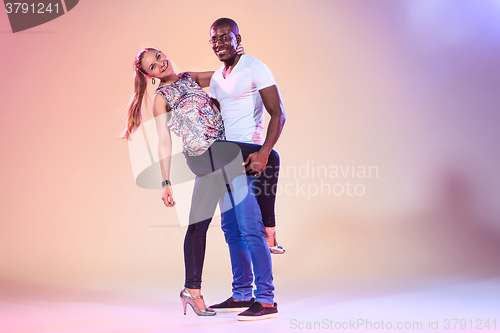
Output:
[236, 44, 246, 55]
[162, 186, 176, 207]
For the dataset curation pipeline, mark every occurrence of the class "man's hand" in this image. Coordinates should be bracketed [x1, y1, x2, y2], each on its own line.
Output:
[243, 150, 269, 176]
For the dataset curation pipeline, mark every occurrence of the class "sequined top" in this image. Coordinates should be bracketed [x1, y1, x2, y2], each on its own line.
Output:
[155, 73, 225, 156]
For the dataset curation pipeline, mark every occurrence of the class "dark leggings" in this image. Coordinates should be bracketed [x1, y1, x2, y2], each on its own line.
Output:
[183, 140, 279, 289]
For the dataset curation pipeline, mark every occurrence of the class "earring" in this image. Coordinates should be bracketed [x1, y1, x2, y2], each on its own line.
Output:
[152, 78, 156, 84]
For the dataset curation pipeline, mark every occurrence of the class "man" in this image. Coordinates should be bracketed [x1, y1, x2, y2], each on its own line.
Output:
[207, 17, 286, 321]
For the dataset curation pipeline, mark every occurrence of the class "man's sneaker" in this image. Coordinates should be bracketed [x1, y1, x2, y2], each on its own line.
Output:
[236, 302, 278, 321]
[208, 297, 255, 313]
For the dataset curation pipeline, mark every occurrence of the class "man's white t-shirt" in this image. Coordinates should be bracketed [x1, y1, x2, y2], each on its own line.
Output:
[209, 55, 276, 145]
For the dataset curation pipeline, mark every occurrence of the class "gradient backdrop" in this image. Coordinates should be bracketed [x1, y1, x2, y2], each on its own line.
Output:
[1, 0, 500, 330]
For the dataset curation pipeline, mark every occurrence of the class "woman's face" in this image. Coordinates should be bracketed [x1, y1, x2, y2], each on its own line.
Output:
[140, 50, 172, 79]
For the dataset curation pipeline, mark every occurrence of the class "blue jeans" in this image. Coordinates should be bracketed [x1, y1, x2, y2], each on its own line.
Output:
[184, 141, 274, 303]
[220, 178, 274, 303]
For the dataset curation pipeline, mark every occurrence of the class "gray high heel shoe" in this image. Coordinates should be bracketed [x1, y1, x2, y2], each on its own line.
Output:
[180, 288, 216, 316]
[266, 232, 285, 254]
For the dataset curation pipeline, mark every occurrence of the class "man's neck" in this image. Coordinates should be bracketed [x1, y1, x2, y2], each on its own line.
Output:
[223, 54, 242, 71]
[222, 54, 242, 78]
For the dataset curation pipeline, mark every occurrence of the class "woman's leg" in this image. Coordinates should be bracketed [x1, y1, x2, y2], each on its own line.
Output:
[183, 216, 211, 290]
[184, 216, 210, 309]
[257, 149, 280, 228]
[184, 153, 227, 308]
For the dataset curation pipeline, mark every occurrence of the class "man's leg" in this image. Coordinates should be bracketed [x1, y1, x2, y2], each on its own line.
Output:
[220, 200, 253, 301]
[206, 142, 255, 312]
[230, 175, 274, 304]
[229, 175, 278, 321]
[210, 175, 274, 311]
[231, 141, 284, 253]
[206, 142, 275, 316]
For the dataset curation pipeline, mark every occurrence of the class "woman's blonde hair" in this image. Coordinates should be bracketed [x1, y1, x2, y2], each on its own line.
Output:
[120, 48, 158, 140]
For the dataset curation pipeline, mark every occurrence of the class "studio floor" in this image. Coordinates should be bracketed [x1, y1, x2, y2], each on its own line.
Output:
[1, 277, 499, 333]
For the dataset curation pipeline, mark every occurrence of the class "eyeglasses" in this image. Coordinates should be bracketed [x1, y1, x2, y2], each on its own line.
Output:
[209, 35, 233, 44]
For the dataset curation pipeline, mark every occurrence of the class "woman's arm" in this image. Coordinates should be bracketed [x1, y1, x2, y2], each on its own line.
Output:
[185, 71, 215, 88]
[153, 94, 175, 207]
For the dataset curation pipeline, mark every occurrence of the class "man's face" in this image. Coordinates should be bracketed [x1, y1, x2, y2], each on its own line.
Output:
[210, 24, 240, 62]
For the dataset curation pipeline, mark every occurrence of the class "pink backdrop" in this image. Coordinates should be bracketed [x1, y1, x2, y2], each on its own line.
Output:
[1, 0, 500, 314]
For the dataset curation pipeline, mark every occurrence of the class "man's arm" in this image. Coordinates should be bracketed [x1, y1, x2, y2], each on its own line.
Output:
[211, 98, 221, 111]
[259, 85, 286, 155]
[244, 84, 286, 174]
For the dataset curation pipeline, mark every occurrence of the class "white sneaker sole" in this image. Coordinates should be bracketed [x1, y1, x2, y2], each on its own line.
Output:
[211, 307, 250, 313]
[237, 313, 278, 321]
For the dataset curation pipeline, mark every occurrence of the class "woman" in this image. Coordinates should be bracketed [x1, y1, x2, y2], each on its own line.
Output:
[121, 48, 276, 316]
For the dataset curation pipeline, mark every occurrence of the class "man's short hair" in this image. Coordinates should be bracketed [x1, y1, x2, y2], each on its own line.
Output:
[211, 18, 239, 35]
